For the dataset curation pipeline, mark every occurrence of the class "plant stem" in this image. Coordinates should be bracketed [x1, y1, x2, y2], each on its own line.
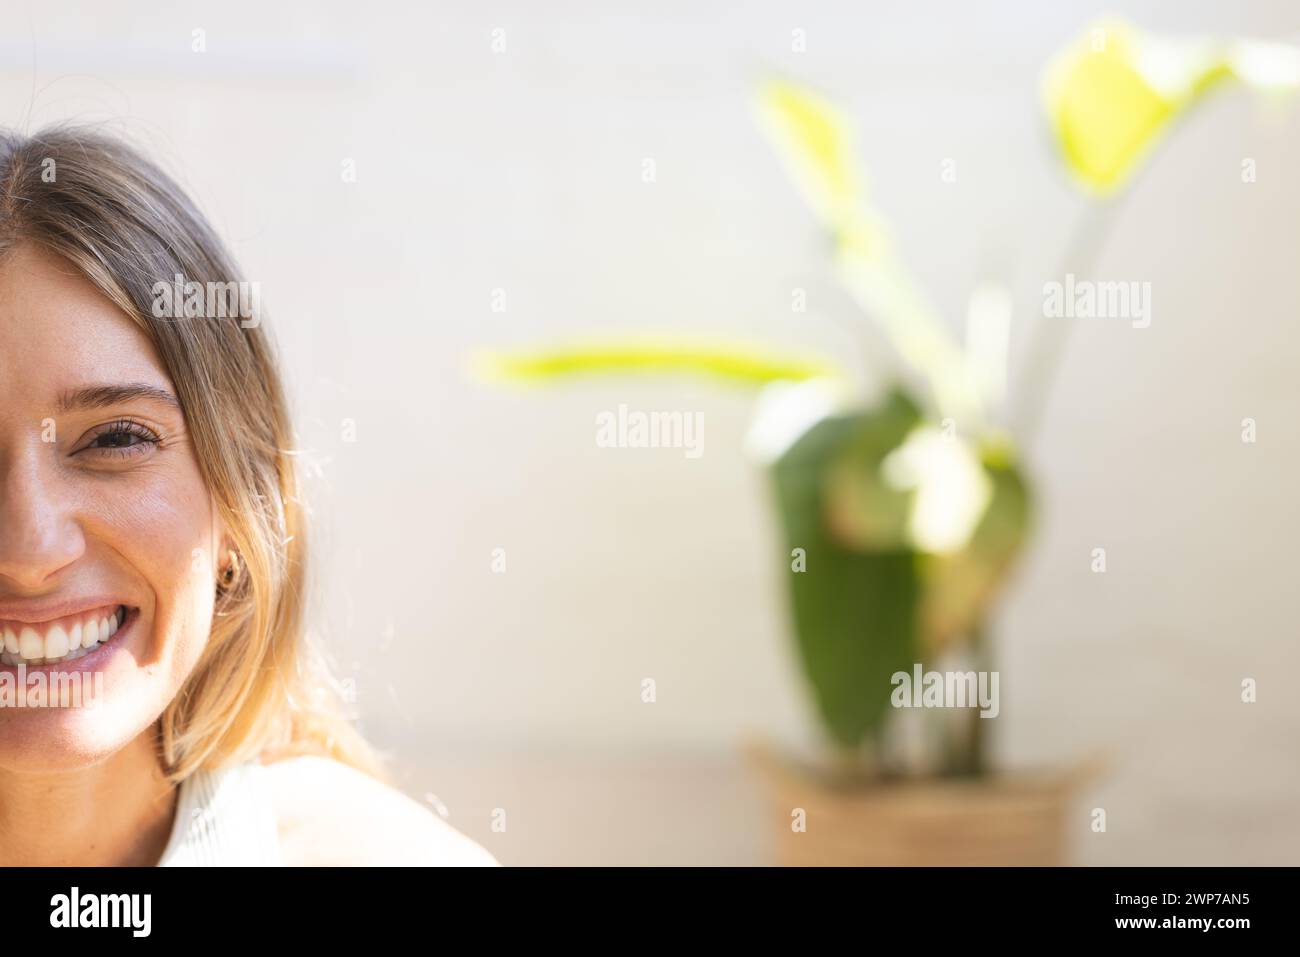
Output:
[1012, 198, 1126, 449]
[932, 624, 992, 778]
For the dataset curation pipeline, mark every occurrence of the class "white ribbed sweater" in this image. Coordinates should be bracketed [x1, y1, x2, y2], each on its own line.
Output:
[156, 762, 281, 866]
[154, 758, 500, 866]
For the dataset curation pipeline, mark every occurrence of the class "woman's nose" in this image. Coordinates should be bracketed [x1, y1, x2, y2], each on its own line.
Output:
[0, 451, 86, 588]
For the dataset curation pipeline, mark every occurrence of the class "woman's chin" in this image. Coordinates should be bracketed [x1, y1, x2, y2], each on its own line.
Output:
[0, 679, 161, 774]
[0, 713, 136, 773]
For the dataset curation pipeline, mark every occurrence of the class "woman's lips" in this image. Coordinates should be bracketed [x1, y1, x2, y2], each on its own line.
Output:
[0, 604, 131, 667]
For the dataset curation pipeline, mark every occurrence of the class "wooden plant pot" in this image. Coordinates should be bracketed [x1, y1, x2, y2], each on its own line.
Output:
[751, 745, 1096, 866]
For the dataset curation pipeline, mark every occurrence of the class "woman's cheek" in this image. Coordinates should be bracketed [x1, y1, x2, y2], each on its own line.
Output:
[81, 456, 218, 670]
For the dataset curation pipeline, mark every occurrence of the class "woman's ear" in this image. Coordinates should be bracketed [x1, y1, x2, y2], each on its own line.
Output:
[217, 543, 242, 592]
[210, 509, 234, 584]
[211, 513, 238, 590]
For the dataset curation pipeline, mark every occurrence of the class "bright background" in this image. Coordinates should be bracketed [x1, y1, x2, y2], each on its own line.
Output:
[2, 0, 1298, 864]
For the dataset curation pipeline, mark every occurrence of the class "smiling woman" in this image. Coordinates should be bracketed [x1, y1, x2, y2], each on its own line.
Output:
[0, 128, 496, 867]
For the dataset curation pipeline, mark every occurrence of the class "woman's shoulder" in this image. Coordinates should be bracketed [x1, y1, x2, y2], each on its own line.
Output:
[260, 754, 499, 867]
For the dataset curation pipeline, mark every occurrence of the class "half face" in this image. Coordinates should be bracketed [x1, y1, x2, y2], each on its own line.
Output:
[0, 243, 219, 771]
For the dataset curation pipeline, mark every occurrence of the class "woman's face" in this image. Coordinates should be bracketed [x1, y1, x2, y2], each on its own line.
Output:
[0, 243, 219, 772]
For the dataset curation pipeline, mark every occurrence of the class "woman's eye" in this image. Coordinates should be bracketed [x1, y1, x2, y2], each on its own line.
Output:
[80, 422, 162, 458]
[93, 431, 144, 448]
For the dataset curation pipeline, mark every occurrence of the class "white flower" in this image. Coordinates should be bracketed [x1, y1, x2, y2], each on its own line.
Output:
[880, 426, 992, 553]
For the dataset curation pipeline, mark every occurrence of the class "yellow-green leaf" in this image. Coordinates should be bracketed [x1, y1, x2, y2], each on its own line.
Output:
[1044, 20, 1233, 194]
[473, 339, 846, 387]
[756, 79, 980, 426]
[755, 78, 864, 232]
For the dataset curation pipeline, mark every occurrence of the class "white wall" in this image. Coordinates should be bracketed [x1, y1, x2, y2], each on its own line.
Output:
[3, 0, 1298, 864]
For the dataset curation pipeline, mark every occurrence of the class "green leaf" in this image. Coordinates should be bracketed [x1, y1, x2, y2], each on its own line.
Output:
[821, 390, 921, 550]
[770, 395, 924, 752]
[770, 390, 1032, 757]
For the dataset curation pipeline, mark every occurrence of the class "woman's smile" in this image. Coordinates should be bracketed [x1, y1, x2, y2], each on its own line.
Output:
[0, 603, 136, 669]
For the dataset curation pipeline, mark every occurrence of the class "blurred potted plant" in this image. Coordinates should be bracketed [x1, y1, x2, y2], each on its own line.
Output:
[477, 20, 1297, 864]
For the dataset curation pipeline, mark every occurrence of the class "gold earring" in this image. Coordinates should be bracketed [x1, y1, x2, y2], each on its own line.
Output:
[220, 550, 241, 590]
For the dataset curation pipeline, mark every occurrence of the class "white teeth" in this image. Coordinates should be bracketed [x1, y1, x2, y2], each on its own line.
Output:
[0, 606, 127, 667]
[19, 627, 41, 660]
[45, 625, 70, 659]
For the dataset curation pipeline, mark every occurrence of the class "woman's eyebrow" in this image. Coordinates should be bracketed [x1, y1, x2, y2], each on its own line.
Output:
[55, 383, 181, 414]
